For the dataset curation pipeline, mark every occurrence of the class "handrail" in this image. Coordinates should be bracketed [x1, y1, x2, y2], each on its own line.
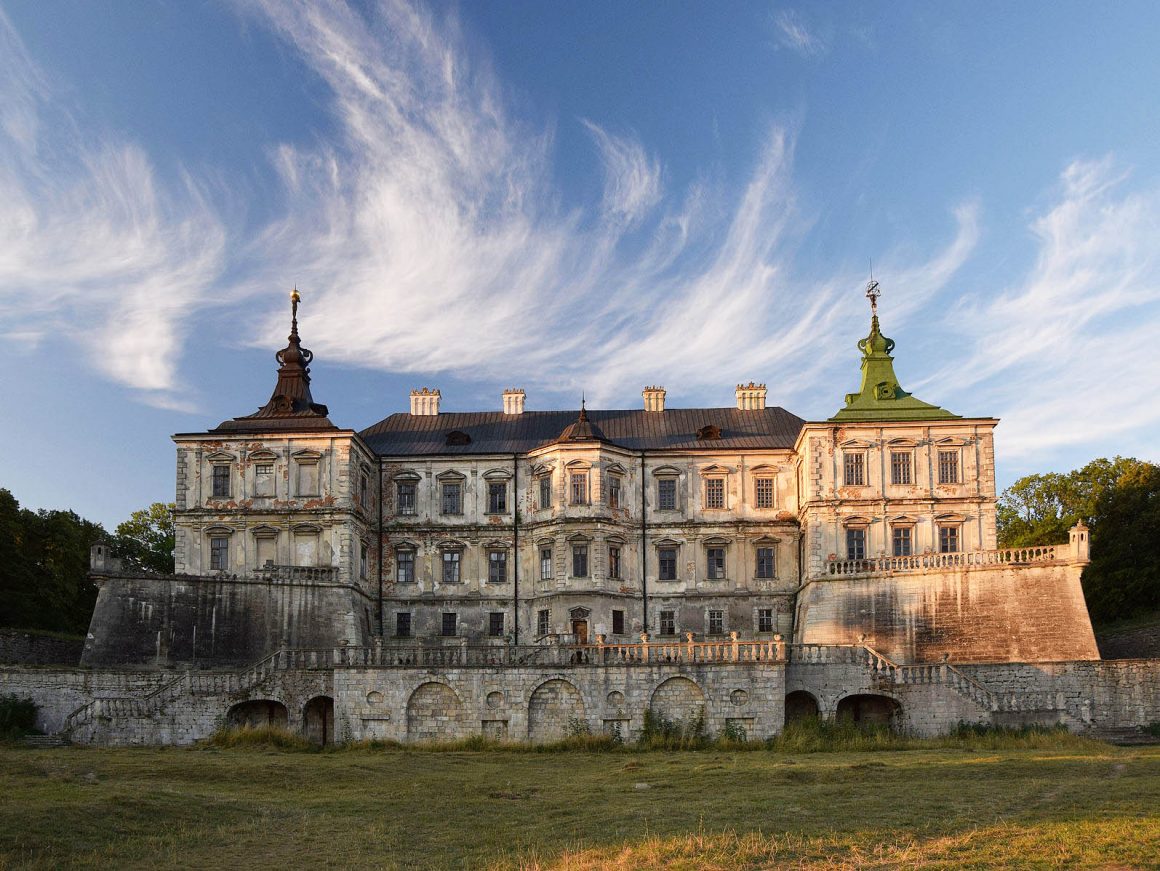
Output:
[825, 544, 1067, 577]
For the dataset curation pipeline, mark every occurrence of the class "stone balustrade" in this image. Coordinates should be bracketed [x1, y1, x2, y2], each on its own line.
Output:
[824, 543, 1067, 578]
[251, 564, 338, 583]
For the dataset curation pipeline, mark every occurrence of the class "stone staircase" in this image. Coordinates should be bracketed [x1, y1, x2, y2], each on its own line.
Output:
[21, 734, 69, 748]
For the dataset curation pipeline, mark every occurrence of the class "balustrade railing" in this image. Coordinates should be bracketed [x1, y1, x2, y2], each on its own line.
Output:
[251, 564, 338, 583]
[825, 544, 1066, 577]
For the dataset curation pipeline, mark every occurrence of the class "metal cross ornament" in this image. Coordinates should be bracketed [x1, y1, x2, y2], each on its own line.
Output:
[865, 279, 881, 317]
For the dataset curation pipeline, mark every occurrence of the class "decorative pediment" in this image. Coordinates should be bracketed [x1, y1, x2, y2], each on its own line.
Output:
[887, 438, 918, 448]
[483, 539, 510, 550]
[291, 449, 322, 461]
[700, 464, 732, 476]
[703, 536, 730, 547]
[566, 532, 593, 543]
[842, 515, 872, 528]
[654, 537, 681, 548]
[890, 515, 917, 526]
[569, 607, 591, 619]
[435, 470, 466, 481]
[605, 534, 627, 545]
[652, 465, 681, 478]
[250, 525, 280, 538]
[393, 539, 418, 551]
[753, 535, 781, 545]
[936, 512, 967, 523]
[839, 439, 873, 450]
[205, 451, 235, 463]
[438, 539, 466, 551]
[483, 468, 513, 481]
[247, 449, 278, 462]
[392, 470, 422, 483]
[204, 525, 233, 536]
[605, 462, 628, 475]
[749, 464, 780, 475]
[292, 523, 322, 534]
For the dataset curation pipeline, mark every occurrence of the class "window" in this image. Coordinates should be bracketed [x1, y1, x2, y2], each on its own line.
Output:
[658, 547, 677, 581]
[397, 481, 417, 515]
[489, 612, 505, 637]
[843, 452, 866, 486]
[939, 525, 960, 553]
[211, 465, 231, 499]
[657, 478, 677, 511]
[892, 526, 913, 557]
[938, 450, 960, 484]
[441, 612, 457, 637]
[396, 549, 415, 584]
[754, 478, 774, 509]
[608, 546, 621, 580]
[540, 547, 552, 580]
[396, 612, 411, 637]
[758, 608, 774, 633]
[297, 461, 319, 497]
[846, 527, 866, 560]
[572, 544, 589, 577]
[705, 478, 725, 509]
[708, 609, 724, 635]
[441, 550, 461, 584]
[210, 536, 229, 571]
[612, 609, 625, 635]
[608, 475, 621, 509]
[441, 481, 462, 515]
[253, 463, 274, 497]
[359, 472, 369, 508]
[487, 482, 507, 514]
[488, 550, 507, 584]
[539, 476, 552, 509]
[756, 546, 775, 579]
[537, 609, 550, 638]
[707, 546, 726, 579]
[659, 610, 676, 636]
[360, 543, 368, 579]
[890, 451, 912, 485]
[570, 472, 588, 505]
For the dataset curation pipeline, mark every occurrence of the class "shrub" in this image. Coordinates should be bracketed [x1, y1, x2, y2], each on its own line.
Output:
[204, 725, 315, 751]
[0, 695, 39, 740]
[638, 707, 711, 750]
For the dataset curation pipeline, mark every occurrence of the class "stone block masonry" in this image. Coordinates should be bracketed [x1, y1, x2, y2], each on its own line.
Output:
[0, 631, 84, 666]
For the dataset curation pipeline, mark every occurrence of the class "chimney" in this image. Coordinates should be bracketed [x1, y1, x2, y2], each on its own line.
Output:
[736, 382, 767, 410]
[643, 385, 666, 412]
[502, 388, 526, 415]
[409, 387, 441, 416]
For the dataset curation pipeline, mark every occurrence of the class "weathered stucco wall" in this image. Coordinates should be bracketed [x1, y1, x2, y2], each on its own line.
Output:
[795, 563, 1099, 664]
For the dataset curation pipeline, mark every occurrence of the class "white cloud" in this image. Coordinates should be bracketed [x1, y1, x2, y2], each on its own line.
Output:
[582, 120, 663, 227]
[774, 9, 827, 58]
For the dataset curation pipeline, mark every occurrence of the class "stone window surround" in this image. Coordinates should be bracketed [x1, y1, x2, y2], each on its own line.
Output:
[840, 441, 871, 487]
[754, 536, 778, 579]
[486, 542, 509, 584]
[436, 471, 465, 516]
[655, 538, 681, 582]
[652, 465, 682, 512]
[566, 460, 591, 506]
[246, 450, 279, 498]
[207, 451, 235, 500]
[438, 541, 465, 584]
[842, 516, 871, 560]
[751, 465, 778, 509]
[394, 542, 418, 584]
[292, 449, 323, 498]
[206, 525, 233, 571]
[568, 533, 591, 578]
[888, 439, 917, 486]
[703, 536, 729, 581]
[936, 440, 965, 485]
[483, 468, 512, 515]
[700, 465, 730, 511]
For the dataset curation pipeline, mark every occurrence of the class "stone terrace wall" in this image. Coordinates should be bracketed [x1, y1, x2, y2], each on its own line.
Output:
[0, 631, 84, 666]
[0, 668, 168, 735]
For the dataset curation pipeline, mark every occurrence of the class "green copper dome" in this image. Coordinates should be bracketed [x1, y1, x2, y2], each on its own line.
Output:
[829, 282, 960, 422]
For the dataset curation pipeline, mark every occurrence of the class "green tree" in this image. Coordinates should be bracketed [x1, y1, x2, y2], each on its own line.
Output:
[113, 502, 175, 575]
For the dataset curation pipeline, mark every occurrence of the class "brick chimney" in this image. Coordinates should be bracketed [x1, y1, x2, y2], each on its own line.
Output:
[736, 382, 767, 410]
[643, 386, 666, 412]
[409, 387, 441, 416]
[502, 388, 526, 414]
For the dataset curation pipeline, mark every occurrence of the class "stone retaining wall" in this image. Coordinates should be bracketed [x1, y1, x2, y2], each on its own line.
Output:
[0, 631, 84, 666]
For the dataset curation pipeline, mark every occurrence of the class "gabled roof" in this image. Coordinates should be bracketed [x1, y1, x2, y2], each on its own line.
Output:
[359, 406, 805, 456]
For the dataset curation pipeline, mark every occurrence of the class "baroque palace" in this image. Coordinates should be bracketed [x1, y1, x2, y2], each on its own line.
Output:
[5, 283, 1156, 746]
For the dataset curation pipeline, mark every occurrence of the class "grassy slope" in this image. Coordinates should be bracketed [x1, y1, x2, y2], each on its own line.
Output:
[0, 744, 1158, 870]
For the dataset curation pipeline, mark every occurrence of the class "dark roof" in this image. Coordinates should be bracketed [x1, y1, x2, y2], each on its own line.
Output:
[359, 406, 805, 456]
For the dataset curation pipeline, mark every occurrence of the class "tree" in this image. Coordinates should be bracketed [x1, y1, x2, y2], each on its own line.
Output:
[113, 502, 175, 575]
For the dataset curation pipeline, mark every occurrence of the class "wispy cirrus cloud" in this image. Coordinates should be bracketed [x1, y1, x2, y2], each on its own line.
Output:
[582, 120, 663, 228]
[773, 9, 827, 58]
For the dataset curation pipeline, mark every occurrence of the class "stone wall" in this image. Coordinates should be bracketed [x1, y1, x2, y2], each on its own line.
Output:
[0, 631, 84, 666]
[0, 668, 168, 735]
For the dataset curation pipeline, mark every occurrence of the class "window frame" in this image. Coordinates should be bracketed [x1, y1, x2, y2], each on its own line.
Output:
[889, 450, 913, 486]
[487, 549, 508, 584]
[612, 609, 625, 635]
[843, 450, 867, 487]
[441, 612, 457, 637]
[757, 608, 774, 633]
[938, 524, 961, 554]
[537, 609, 550, 638]
[891, 524, 913, 557]
[569, 471, 589, 505]
[440, 480, 463, 515]
[659, 610, 676, 636]
[440, 547, 462, 584]
[937, 448, 961, 485]
[707, 608, 725, 636]
[846, 526, 867, 561]
[395, 547, 416, 584]
[571, 543, 589, 578]
[655, 473, 679, 512]
[540, 546, 552, 581]
[657, 544, 678, 581]
[706, 545, 727, 580]
[209, 535, 230, 571]
[608, 545, 621, 580]
[486, 481, 507, 514]
[293, 451, 322, 498]
[755, 545, 775, 579]
[211, 464, 232, 499]
[396, 480, 418, 515]
[608, 474, 622, 509]
[754, 476, 775, 509]
[538, 475, 552, 510]
[704, 476, 726, 510]
[488, 612, 505, 637]
[395, 612, 412, 638]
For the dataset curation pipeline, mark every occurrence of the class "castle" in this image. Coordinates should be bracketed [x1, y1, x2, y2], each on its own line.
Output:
[5, 284, 1156, 746]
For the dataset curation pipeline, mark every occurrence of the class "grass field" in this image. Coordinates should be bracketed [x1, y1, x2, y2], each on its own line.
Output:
[1, 737, 1158, 869]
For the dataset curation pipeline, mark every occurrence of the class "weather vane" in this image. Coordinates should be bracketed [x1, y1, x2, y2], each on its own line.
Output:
[865, 277, 880, 318]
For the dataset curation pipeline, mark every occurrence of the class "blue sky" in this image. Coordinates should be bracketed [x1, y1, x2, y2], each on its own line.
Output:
[2, 0, 1159, 529]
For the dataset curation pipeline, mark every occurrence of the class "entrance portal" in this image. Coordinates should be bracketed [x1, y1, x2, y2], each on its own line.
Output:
[303, 696, 335, 745]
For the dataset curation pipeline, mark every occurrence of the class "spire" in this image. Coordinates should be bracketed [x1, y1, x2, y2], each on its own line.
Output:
[830, 279, 959, 422]
[557, 394, 606, 443]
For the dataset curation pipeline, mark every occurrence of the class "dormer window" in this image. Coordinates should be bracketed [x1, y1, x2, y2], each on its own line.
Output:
[445, 430, 471, 447]
[696, 424, 721, 441]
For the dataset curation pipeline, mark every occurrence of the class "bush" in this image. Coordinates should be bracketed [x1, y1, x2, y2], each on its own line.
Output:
[638, 708, 710, 750]
[204, 725, 315, 751]
[0, 694, 39, 740]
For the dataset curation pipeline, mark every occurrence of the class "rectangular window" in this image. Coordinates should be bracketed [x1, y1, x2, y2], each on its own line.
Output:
[488, 550, 507, 584]
[253, 463, 274, 497]
[612, 609, 625, 635]
[756, 546, 775, 579]
[441, 482, 462, 515]
[938, 450, 960, 484]
[539, 476, 552, 509]
[657, 478, 677, 511]
[758, 608, 774, 633]
[572, 544, 589, 577]
[754, 478, 774, 509]
[211, 465, 231, 499]
[359, 472, 369, 507]
[708, 609, 724, 635]
[396, 482, 417, 515]
[892, 526, 913, 557]
[360, 543, 368, 579]
[608, 476, 621, 508]
[659, 610, 676, 636]
[608, 545, 621, 580]
[441, 612, 457, 637]
[843, 452, 866, 486]
[396, 612, 411, 637]
[707, 546, 726, 579]
[570, 472, 588, 505]
[487, 482, 507, 514]
[705, 478, 725, 509]
[939, 526, 960, 553]
[846, 527, 866, 561]
[890, 451, 912, 485]
[537, 609, 550, 638]
[441, 550, 461, 584]
[209, 536, 229, 570]
[658, 547, 677, 581]
[396, 550, 415, 584]
[297, 461, 319, 497]
[540, 547, 552, 580]
[489, 612, 505, 637]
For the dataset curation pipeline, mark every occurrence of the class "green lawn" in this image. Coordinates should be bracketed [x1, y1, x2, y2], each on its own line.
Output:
[1, 742, 1157, 869]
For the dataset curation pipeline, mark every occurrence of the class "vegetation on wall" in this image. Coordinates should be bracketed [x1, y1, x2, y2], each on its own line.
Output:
[997, 457, 1160, 623]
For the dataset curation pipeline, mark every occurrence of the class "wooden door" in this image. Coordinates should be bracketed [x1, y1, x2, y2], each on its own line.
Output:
[571, 619, 588, 644]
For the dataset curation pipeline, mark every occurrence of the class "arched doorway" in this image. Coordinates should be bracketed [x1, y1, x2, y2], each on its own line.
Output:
[784, 690, 820, 725]
[303, 696, 335, 745]
[836, 694, 901, 728]
[227, 700, 288, 729]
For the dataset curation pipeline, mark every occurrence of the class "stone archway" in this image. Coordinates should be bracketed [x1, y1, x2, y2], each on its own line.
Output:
[227, 700, 288, 729]
[527, 679, 586, 742]
[784, 690, 820, 725]
[406, 682, 463, 742]
[303, 696, 335, 745]
[836, 694, 901, 728]
[649, 676, 706, 726]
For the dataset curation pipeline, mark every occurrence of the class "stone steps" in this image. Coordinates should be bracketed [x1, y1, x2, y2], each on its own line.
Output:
[21, 734, 69, 748]
[1089, 726, 1160, 746]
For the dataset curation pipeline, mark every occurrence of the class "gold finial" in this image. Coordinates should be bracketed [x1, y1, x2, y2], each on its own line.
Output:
[290, 286, 301, 304]
[865, 278, 880, 319]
